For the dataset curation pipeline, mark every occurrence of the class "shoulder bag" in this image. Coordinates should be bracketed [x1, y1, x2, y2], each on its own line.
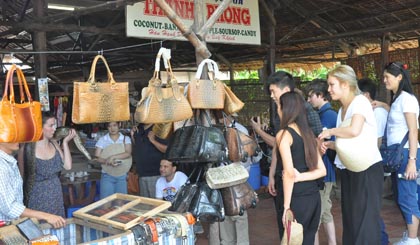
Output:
[188, 58, 225, 109]
[380, 122, 409, 173]
[335, 118, 379, 172]
[72, 55, 130, 124]
[0, 64, 43, 143]
[135, 48, 193, 124]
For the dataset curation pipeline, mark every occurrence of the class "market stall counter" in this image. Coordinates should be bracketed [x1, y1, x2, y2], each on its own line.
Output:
[0, 194, 196, 244]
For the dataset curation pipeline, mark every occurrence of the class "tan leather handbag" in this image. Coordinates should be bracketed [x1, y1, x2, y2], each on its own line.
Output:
[72, 55, 130, 124]
[135, 48, 193, 124]
[0, 64, 43, 143]
[281, 209, 303, 245]
[188, 59, 225, 109]
[223, 84, 244, 115]
[152, 122, 173, 139]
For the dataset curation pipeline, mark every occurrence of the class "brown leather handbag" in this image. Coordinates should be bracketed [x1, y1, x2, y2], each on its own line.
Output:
[188, 59, 225, 109]
[72, 55, 130, 124]
[135, 48, 193, 124]
[0, 64, 43, 143]
[220, 182, 258, 216]
[225, 120, 259, 162]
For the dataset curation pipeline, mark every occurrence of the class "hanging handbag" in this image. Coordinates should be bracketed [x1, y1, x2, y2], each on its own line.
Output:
[188, 58, 225, 109]
[169, 167, 203, 213]
[165, 111, 228, 163]
[280, 209, 303, 245]
[380, 122, 409, 173]
[220, 182, 258, 216]
[223, 84, 244, 115]
[135, 48, 193, 124]
[0, 65, 43, 143]
[224, 116, 259, 162]
[189, 182, 225, 222]
[152, 122, 174, 139]
[205, 163, 249, 189]
[72, 55, 130, 124]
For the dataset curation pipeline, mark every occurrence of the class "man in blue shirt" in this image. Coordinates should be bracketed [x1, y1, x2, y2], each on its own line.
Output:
[306, 79, 338, 245]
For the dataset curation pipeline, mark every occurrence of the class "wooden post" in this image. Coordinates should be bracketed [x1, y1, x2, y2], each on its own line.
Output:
[153, 0, 211, 60]
[268, 9, 277, 130]
[32, 0, 48, 100]
[379, 33, 390, 102]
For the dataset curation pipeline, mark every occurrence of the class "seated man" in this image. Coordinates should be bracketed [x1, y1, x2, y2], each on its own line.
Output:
[155, 159, 187, 202]
[0, 142, 65, 228]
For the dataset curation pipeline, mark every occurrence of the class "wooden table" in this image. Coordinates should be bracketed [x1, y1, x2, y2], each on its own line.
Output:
[61, 171, 101, 207]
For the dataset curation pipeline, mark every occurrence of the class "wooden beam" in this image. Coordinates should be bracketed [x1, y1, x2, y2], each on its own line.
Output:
[278, 19, 309, 44]
[284, 17, 420, 45]
[0, 20, 122, 36]
[153, 0, 211, 59]
[18, 0, 31, 22]
[0, 38, 32, 44]
[196, 0, 232, 40]
[259, 0, 276, 26]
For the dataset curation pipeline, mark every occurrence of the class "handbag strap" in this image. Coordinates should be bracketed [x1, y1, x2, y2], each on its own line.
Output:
[284, 209, 295, 245]
[2, 64, 34, 105]
[195, 58, 220, 80]
[3, 64, 17, 103]
[16, 66, 34, 104]
[383, 114, 409, 147]
[87, 55, 116, 85]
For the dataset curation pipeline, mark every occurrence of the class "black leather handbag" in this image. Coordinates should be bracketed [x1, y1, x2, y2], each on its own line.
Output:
[169, 167, 202, 213]
[165, 112, 228, 163]
[189, 182, 225, 222]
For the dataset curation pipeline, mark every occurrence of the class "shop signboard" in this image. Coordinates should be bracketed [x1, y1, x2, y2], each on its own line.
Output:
[126, 0, 260, 45]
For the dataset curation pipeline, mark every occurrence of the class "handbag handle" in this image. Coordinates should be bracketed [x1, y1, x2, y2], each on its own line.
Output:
[3, 64, 34, 105]
[284, 209, 295, 245]
[195, 58, 220, 80]
[87, 55, 116, 85]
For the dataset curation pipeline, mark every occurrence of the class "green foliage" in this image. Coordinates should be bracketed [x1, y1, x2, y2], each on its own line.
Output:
[233, 70, 259, 79]
[232, 65, 333, 81]
[279, 66, 330, 81]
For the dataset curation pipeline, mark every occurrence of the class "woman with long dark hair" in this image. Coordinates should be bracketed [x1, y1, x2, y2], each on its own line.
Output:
[276, 91, 326, 244]
[373, 62, 420, 245]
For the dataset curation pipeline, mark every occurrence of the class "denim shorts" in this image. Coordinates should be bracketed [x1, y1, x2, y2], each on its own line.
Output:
[397, 148, 420, 224]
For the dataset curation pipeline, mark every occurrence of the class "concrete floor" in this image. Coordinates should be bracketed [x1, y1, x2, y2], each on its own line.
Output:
[196, 186, 407, 245]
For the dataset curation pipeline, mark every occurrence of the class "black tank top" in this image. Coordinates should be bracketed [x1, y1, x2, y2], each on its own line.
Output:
[276, 127, 319, 196]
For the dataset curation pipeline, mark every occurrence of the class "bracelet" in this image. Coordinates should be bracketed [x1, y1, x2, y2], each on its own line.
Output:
[409, 156, 417, 160]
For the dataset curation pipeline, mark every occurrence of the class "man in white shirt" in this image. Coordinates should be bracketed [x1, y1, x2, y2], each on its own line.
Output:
[155, 159, 187, 202]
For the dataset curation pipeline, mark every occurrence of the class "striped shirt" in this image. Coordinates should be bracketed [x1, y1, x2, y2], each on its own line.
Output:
[0, 150, 25, 221]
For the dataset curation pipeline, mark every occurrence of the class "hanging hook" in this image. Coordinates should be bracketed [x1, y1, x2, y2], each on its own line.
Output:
[160, 41, 163, 48]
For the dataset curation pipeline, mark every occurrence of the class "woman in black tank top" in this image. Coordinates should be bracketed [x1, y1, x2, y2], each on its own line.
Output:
[275, 91, 326, 244]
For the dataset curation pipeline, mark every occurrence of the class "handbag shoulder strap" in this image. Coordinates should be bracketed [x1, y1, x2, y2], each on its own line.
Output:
[3, 64, 17, 102]
[87, 55, 115, 85]
[16, 67, 33, 103]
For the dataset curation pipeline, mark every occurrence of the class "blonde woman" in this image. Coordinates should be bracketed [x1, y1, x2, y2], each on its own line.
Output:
[318, 65, 383, 244]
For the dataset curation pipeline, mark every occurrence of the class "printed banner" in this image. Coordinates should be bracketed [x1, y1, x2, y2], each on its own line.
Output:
[38, 78, 50, 111]
[126, 0, 260, 45]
